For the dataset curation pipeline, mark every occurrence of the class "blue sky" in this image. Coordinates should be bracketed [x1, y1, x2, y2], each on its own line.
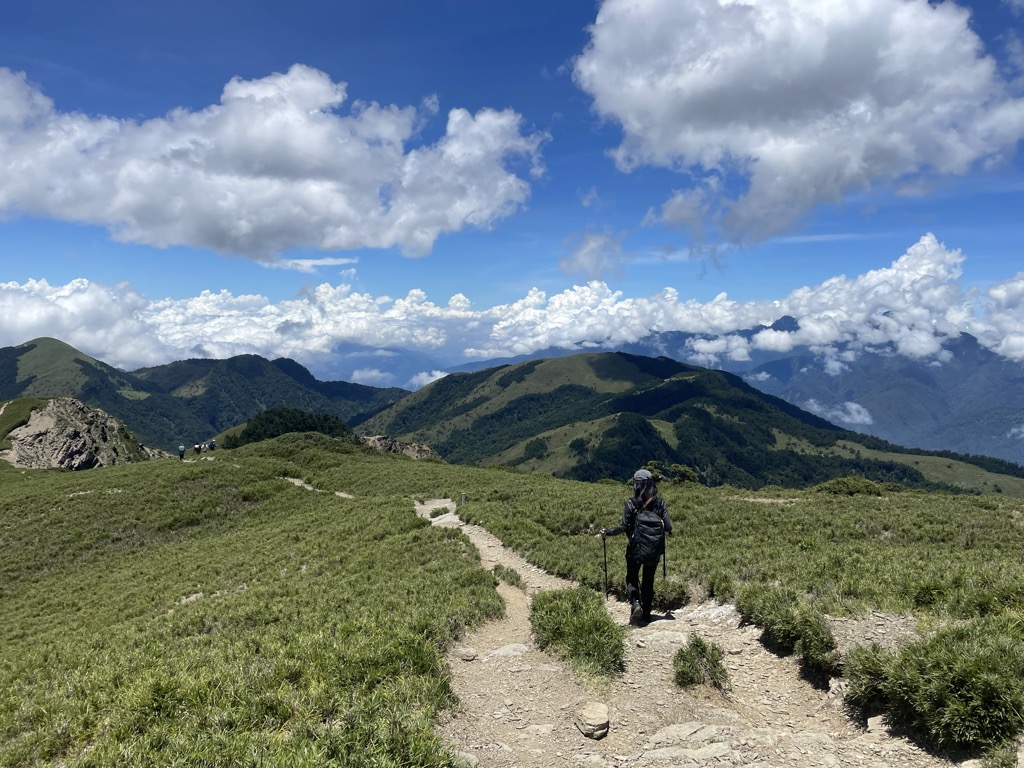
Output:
[3, 0, 1024, 388]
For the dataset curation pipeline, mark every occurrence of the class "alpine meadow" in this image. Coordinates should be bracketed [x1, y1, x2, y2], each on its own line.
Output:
[4, 431, 1024, 765]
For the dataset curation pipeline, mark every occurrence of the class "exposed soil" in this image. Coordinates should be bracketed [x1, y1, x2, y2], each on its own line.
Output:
[414, 499, 996, 768]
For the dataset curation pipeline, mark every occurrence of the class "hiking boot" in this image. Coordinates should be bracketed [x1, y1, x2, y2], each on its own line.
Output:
[630, 603, 643, 624]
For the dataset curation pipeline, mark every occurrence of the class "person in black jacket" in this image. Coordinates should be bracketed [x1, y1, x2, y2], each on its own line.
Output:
[601, 468, 672, 625]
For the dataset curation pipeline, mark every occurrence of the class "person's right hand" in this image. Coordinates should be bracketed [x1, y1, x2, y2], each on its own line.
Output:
[600, 528, 608, 539]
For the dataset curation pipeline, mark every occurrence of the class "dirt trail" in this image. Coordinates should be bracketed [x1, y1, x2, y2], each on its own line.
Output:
[415, 499, 975, 768]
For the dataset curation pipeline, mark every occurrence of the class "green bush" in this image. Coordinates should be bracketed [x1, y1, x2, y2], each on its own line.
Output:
[530, 587, 625, 678]
[794, 605, 840, 676]
[845, 642, 895, 715]
[705, 569, 736, 601]
[812, 475, 885, 496]
[845, 616, 1024, 752]
[735, 583, 801, 652]
[493, 564, 524, 589]
[652, 577, 690, 611]
[222, 407, 357, 449]
[886, 616, 1024, 751]
[673, 635, 730, 691]
[736, 584, 838, 675]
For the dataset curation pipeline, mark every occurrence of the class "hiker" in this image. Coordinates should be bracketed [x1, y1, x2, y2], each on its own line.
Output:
[178, 443, 185, 460]
[194, 443, 201, 455]
[601, 468, 672, 625]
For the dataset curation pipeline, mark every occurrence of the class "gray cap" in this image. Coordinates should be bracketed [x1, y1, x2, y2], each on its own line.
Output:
[633, 469, 653, 482]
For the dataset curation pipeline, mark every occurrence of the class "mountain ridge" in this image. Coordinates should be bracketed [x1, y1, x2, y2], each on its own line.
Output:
[4, 337, 1022, 494]
[0, 338, 407, 451]
[363, 350, 1024, 492]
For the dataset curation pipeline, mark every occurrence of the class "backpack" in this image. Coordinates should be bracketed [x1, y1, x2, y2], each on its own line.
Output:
[629, 497, 666, 561]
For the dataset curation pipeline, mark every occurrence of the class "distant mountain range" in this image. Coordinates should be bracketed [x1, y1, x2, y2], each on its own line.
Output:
[438, 319, 1024, 467]
[0, 338, 405, 450]
[362, 351, 1024, 492]
[3, 337, 1022, 493]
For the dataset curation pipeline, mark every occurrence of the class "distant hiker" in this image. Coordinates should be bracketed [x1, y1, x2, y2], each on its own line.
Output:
[178, 444, 185, 460]
[601, 468, 672, 625]
[194, 444, 201, 455]
[202, 442, 208, 453]
[209, 439, 216, 451]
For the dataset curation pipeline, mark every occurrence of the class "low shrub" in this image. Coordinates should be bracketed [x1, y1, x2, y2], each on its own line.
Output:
[530, 587, 625, 678]
[812, 475, 885, 496]
[736, 584, 838, 674]
[652, 577, 690, 611]
[705, 569, 736, 602]
[493, 564, 524, 589]
[735, 583, 800, 652]
[845, 642, 895, 716]
[673, 635, 730, 691]
[845, 615, 1024, 752]
[794, 605, 840, 676]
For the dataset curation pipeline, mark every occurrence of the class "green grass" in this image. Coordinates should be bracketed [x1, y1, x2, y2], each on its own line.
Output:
[835, 440, 1024, 498]
[845, 614, 1024, 752]
[529, 587, 625, 679]
[672, 636, 730, 691]
[6, 433, 1024, 760]
[492, 564, 525, 589]
[12, 338, 96, 396]
[0, 435, 502, 767]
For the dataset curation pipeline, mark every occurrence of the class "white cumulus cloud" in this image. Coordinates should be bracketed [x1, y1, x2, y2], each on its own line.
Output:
[574, 0, 1024, 242]
[5, 234, 1024, 380]
[407, 370, 449, 389]
[0, 65, 547, 259]
[804, 400, 874, 426]
[685, 233, 970, 365]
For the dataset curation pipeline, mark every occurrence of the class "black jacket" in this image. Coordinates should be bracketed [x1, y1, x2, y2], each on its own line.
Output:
[606, 495, 672, 561]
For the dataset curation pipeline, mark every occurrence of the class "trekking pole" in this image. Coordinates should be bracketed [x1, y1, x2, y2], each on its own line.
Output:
[602, 536, 608, 598]
[662, 539, 667, 581]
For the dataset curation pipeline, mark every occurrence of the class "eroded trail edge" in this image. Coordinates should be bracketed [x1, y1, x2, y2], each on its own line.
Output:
[414, 499, 962, 768]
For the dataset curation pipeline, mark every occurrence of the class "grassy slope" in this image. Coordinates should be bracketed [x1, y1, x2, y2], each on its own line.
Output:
[6, 434, 1024, 760]
[772, 435, 1024, 498]
[13, 338, 97, 396]
[838, 440, 1024, 497]
[0, 436, 501, 767]
[367, 352, 1024, 493]
[362, 353, 655, 442]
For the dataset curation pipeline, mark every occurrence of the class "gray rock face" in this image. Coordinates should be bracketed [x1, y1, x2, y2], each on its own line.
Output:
[0, 397, 153, 470]
[359, 434, 439, 460]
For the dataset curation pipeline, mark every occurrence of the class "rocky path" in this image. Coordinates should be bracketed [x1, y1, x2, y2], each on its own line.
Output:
[414, 499, 976, 768]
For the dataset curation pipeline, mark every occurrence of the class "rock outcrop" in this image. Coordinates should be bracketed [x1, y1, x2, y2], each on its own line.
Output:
[0, 397, 161, 470]
[360, 434, 440, 461]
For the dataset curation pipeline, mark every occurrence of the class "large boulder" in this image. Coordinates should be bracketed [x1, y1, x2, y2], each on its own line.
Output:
[359, 434, 440, 461]
[0, 397, 160, 470]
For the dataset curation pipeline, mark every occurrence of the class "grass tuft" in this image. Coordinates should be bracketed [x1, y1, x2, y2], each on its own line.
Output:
[845, 614, 1024, 752]
[672, 635, 730, 691]
[529, 587, 625, 678]
[492, 563, 525, 589]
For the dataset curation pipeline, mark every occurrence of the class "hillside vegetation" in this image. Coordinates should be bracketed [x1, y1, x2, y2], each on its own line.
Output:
[0, 338, 406, 452]
[4, 435, 1024, 763]
[364, 352, 1024, 494]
